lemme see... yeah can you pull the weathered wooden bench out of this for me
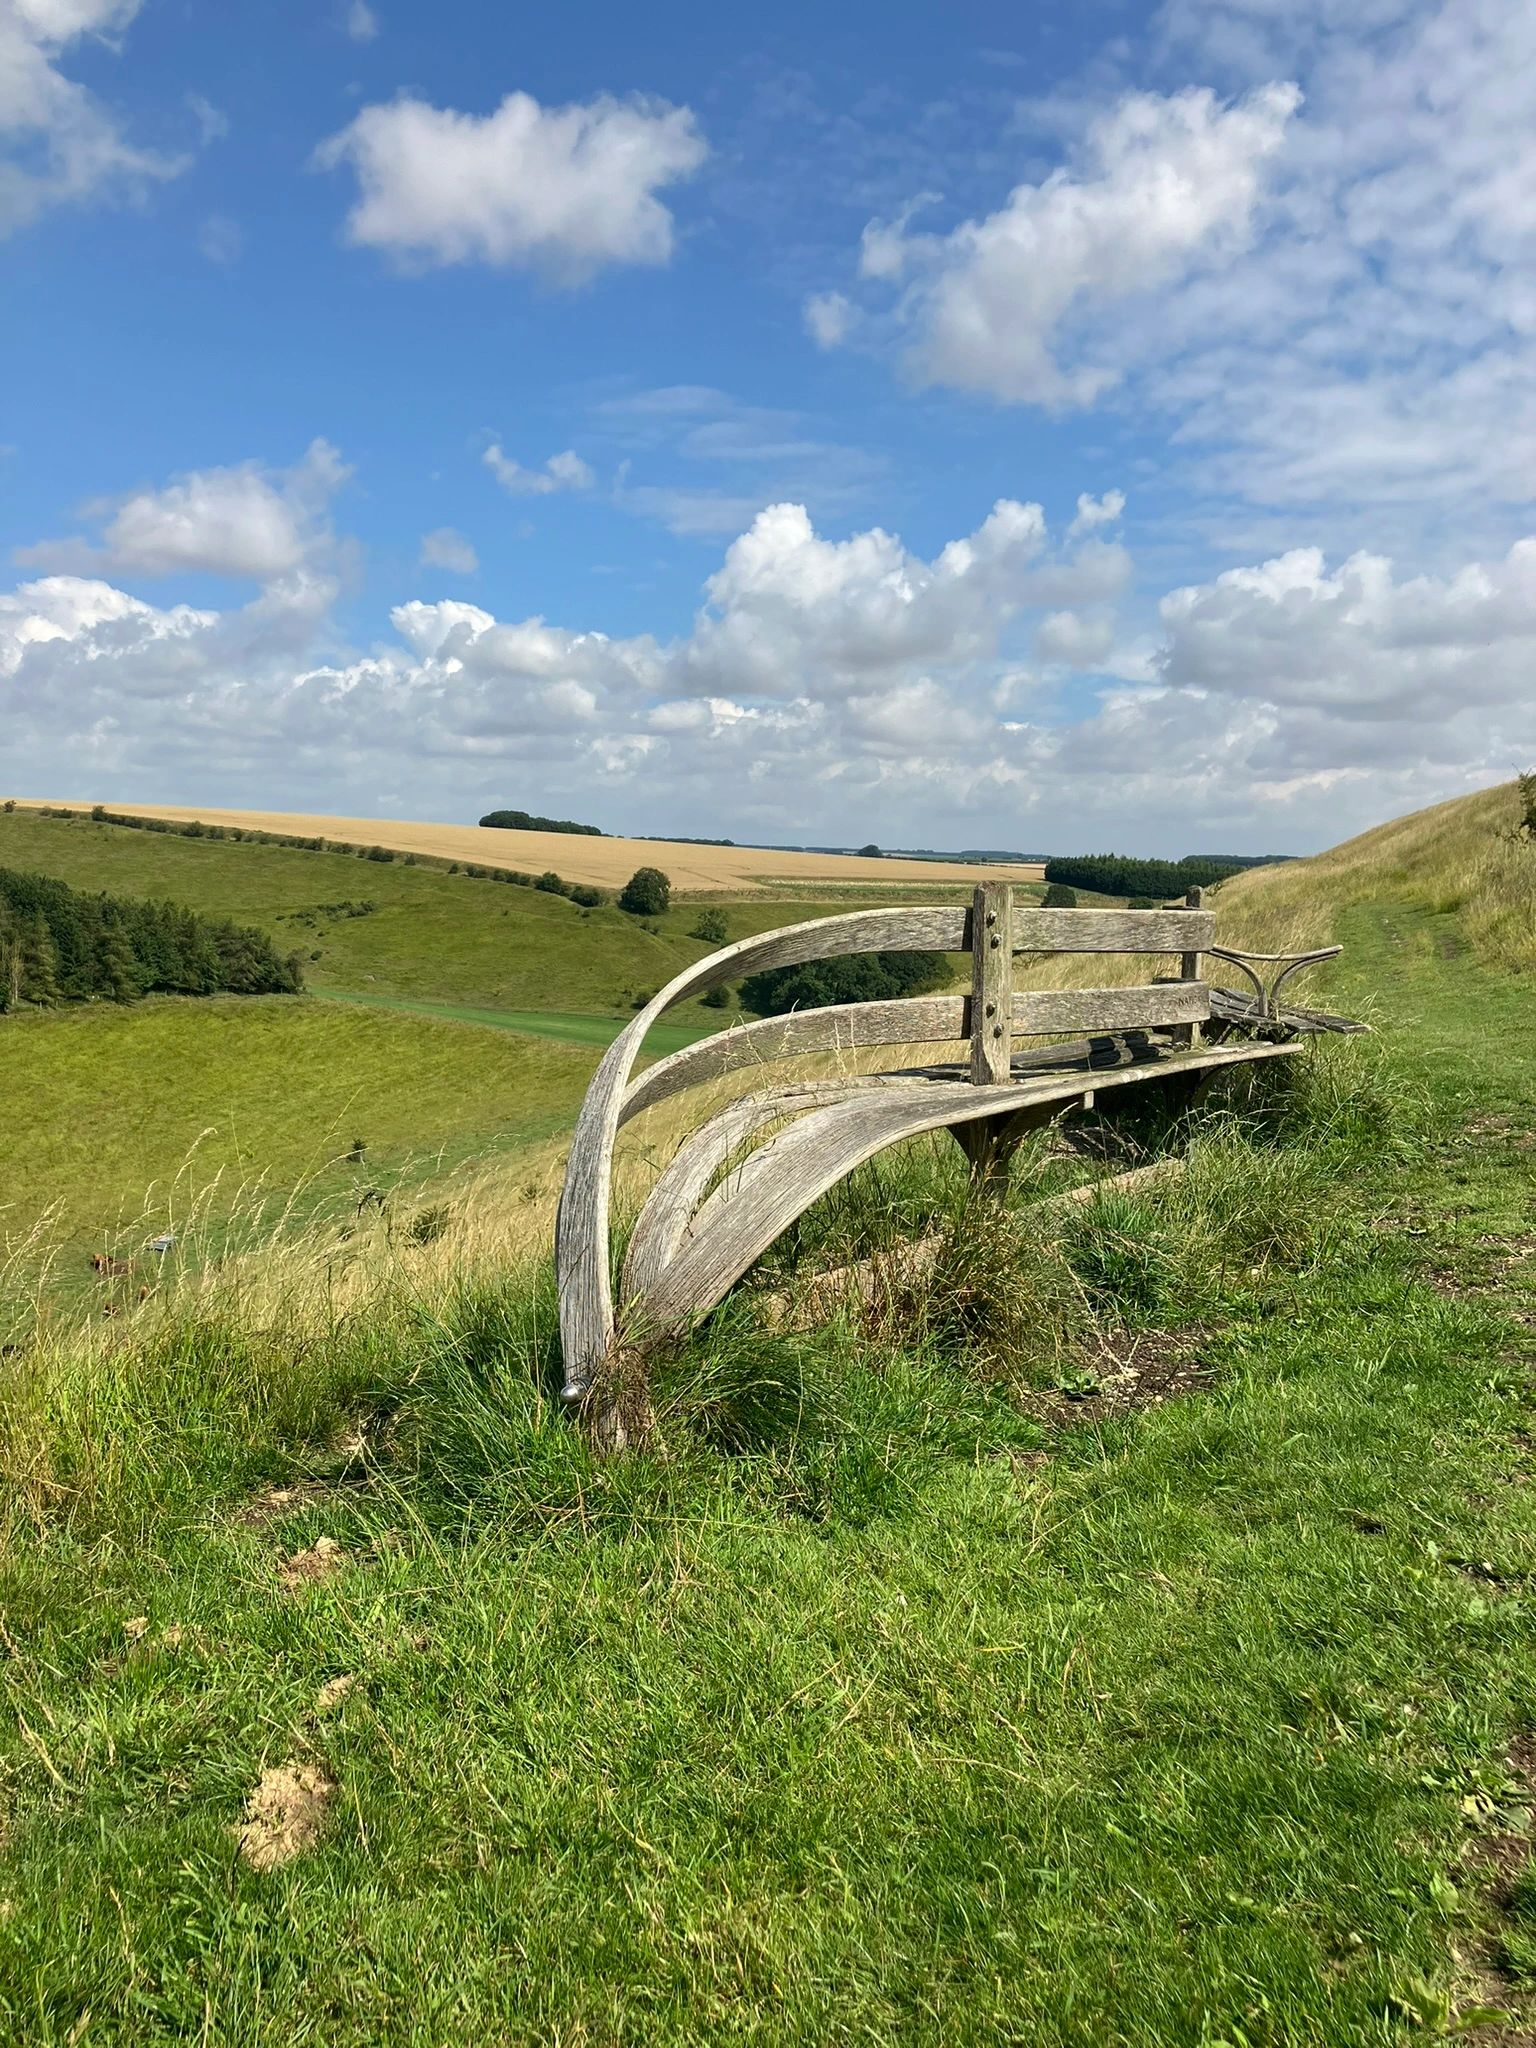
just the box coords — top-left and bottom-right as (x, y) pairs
(556, 884), (1360, 1445)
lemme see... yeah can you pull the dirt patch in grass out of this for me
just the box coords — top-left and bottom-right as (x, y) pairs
(237, 1478), (340, 1527)
(278, 1535), (348, 1591)
(1015, 1325), (1216, 1426)
(1455, 1737), (1536, 2042)
(236, 1762), (335, 1872)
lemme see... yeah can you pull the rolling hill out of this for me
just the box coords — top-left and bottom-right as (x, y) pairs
(14, 798), (1046, 894)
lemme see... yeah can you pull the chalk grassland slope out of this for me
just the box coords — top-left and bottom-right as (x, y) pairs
(19, 799), (1046, 894)
(0, 809), (1005, 1019)
(1214, 777), (1534, 970)
(2, 998), (595, 1251)
(1000, 778), (1532, 1017)
(0, 808), (1005, 1251)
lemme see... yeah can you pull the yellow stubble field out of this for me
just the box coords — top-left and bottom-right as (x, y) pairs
(25, 801), (1045, 895)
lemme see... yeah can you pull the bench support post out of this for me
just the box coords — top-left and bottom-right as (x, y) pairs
(970, 881), (1014, 1085)
(1180, 885), (1204, 1048)
(951, 881), (1016, 1188)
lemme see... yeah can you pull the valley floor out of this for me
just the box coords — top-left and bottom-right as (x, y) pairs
(2, 900), (1535, 2045)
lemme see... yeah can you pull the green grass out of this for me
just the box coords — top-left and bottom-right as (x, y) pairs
(0, 808), (964, 1248)
(0, 995), (595, 1250)
(3, 866), (1536, 2040)
(310, 985), (718, 1052)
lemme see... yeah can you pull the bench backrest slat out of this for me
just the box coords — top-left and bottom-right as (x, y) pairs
(619, 978), (1214, 1126)
(620, 994), (966, 1126)
(1010, 982), (1207, 1035)
(1010, 907), (1214, 953)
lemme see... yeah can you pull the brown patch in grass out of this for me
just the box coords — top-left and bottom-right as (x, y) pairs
(314, 1675), (356, 1712)
(236, 1762), (334, 1872)
(278, 1535), (347, 1591)
(1454, 1736), (1536, 2045)
(237, 1478), (337, 1528)
(1015, 1325), (1216, 1426)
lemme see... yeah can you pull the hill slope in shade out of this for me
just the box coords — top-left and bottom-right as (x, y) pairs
(17, 800), (1045, 893)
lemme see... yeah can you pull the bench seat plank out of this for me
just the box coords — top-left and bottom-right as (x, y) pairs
(628, 1039), (1300, 1345)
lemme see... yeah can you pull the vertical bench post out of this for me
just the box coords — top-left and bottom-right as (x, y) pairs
(970, 881), (1014, 1084)
(951, 882), (1018, 1187)
(1180, 884), (1203, 1047)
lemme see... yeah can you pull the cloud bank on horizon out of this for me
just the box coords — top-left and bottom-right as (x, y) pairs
(3, 0), (1533, 853)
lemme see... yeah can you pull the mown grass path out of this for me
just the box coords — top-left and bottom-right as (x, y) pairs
(3, 893), (1536, 2044)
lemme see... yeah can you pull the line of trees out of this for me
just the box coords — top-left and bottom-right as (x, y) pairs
(1042, 854), (1253, 897)
(739, 951), (948, 1018)
(479, 809), (603, 836)
(0, 867), (303, 1013)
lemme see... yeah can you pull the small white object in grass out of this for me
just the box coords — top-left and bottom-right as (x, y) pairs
(149, 1233), (176, 1253)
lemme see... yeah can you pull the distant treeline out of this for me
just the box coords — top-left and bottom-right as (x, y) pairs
(0, 866), (302, 1012)
(740, 951), (948, 1018)
(479, 809), (602, 836)
(1043, 853), (1286, 897)
(17, 806), (604, 906)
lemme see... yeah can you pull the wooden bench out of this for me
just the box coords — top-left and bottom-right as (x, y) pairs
(556, 884), (1360, 1446)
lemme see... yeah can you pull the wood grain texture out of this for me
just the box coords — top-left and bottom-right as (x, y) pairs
(1011, 908), (1214, 954)
(557, 904), (971, 1407)
(559, 893), (1287, 1420)
(620, 1077), (934, 1302)
(970, 882), (1014, 1085)
(631, 1040), (1302, 1341)
(1009, 983), (1209, 1036)
(618, 996), (966, 1126)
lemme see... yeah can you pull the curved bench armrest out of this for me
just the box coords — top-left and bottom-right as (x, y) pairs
(1204, 944), (1342, 1019)
(554, 904), (968, 1405)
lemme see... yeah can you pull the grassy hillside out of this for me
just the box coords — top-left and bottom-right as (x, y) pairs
(0, 807), (1011, 1255)
(1213, 777), (1534, 969)
(17, 797), (1046, 894)
(0, 996), (595, 1255)
(3, 790), (1536, 2041)
(0, 807), (1004, 1020)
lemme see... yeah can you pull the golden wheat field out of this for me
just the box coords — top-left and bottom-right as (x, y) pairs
(23, 800), (1045, 895)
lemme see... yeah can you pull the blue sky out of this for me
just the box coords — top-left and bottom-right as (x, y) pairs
(3, 0), (1533, 853)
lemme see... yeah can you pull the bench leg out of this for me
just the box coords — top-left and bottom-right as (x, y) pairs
(947, 1101), (1063, 1195)
(583, 1341), (659, 1455)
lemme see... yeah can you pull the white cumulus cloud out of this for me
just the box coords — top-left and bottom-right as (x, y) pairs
(315, 88), (707, 282)
(0, 0), (187, 234)
(484, 445), (595, 496)
(1068, 490), (1125, 536)
(803, 290), (855, 349)
(6, 480), (1529, 853)
(869, 83), (1299, 406)
(15, 441), (349, 582)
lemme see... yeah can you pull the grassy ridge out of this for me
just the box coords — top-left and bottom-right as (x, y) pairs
(0, 807), (1002, 1250)
(0, 806), (1004, 1018)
